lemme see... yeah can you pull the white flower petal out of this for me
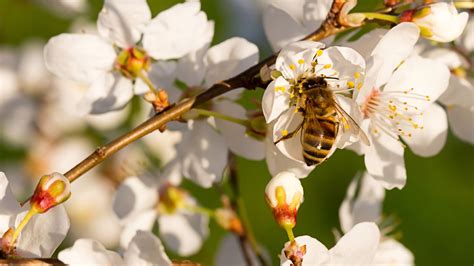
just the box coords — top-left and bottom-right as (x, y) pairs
(176, 45), (208, 87)
(78, 73), (134, 115)
(213, 100), (265, 160)
(273, 107), (305, 162)
(0, 68), (18, 105)
(302, 0), (332, 30)
(403, 103), (448, 157)
(58, 239), (123, 265)
(328, 222), (380, 265)
(276, 41), (325, 80)
(265, 131), (314, 178)
(0, 172), (21, 233)
(280, 235), (330, 266)
(373, 239), (414, 266)
(124, 230), (172, 266)
(447, 106), (474, 144)
(120, 209), (158, 249)
(177, 120), (229, 188)
(383, 56), (450, 114)
(262, 77), (291, 123)
(370, 23), (420, 87)
(339, 28), (388, 60)
(365, 133), (406, 190)
(263, 4), (307, 51)
(16, 205), (70, 258)
(44, 33), (115, 84)
(143, 1), (214, 60)
(113, 175), (158, 222)
(158, 211), (209, 256)
(339, 172), (385, 233)
(439, 76), (473, 109)
(204, 37), (259, 87)
(97, 0), (151, 47)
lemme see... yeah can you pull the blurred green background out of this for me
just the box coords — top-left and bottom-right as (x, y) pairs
(1, 0), (473, 265)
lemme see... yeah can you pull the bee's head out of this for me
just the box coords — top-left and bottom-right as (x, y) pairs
(302, 76), (327, 90)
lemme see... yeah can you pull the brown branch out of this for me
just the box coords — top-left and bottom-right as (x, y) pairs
(63, 0), (349, 183)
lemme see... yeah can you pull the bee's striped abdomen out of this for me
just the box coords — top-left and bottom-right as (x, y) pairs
(302, 116), (338, 166)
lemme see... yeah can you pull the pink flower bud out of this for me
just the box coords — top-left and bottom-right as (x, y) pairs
(265, 172), (304, 230)
(30, 173), (71, 213)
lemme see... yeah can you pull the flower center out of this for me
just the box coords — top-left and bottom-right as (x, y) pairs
(156, 185), (187, 215)
(362, 87), (429, 140)
(115, 47), (151, 79)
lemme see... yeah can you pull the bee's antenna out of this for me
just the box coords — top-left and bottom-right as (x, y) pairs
(324, 76), (339, 80)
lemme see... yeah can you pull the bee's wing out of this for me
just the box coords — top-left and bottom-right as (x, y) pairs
(332, 100), (370, 146)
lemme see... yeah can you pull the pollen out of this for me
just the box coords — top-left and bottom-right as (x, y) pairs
(347, 81), (355, 88)
(316, 49), (323, 57)
(275, 86), (286, 93)
(282, 130), (289, 136)
(298, 59), (305, 65)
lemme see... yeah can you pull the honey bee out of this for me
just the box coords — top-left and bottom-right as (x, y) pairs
(275, 76), (370, 166)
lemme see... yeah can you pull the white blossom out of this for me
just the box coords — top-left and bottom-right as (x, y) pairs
(163, 37), (263, 187)
(339, 172), (414, 265)
(113, 174), (209, 256)
(58, 231), (171, 266)
(44, 0), (213, 114)
(349, 23), (450, 189)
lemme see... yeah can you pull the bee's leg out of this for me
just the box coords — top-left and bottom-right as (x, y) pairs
(274, 123), (303, 145)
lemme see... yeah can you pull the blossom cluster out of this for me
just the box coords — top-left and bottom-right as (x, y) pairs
(0, 0), (472, 265)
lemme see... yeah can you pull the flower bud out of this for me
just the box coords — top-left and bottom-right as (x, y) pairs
(30, 172), (71, 213)
(115, 47), (151, 78)
(215, 208), (244, 236)
(400, 2), (468, 42)
(265, 172), (303, 230)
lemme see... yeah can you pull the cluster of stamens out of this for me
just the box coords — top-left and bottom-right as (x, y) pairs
(362, 87), (431, 142)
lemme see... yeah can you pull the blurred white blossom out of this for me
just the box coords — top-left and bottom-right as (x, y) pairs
(58, 231), (171, 266)
(339, 172), (414, 265)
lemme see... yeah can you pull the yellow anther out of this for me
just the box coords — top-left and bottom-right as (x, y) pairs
(275, 86), (286, 93)
(388, 104), (397, 112)
(323, 64), (332, 69)
(347, 81), (355, 88)
(316, 49), (323, 57)
(282, 130), (289, 136)
(354, 72), (361, 79)
(289, 93), (295, 98)
(357, 83), (363, 90)
(298, 59), (305, 65)
(408, 133), (412, 137)
(289, 64), (296, 71)
(413, 123), (419, 129)
(389, 115), (394, 119)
